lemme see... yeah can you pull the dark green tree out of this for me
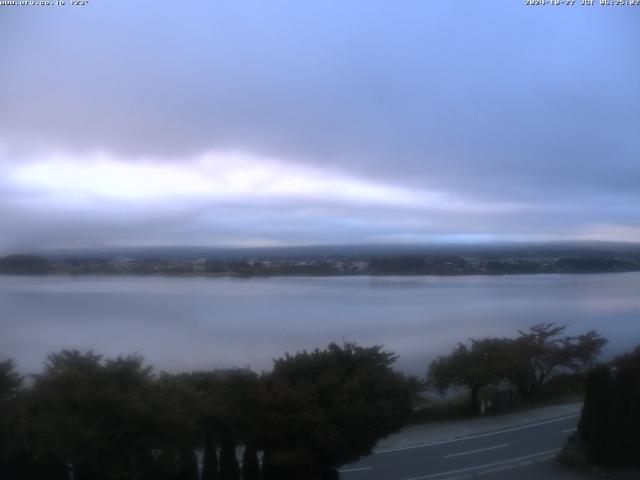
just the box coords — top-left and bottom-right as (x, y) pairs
(0, 360), (22, 403)
(608, 346), (640, 466)
(428, 338), (510, 413)
(578, 365), (613, 464)
(148, 373), (201, 453)
(187, 369), (261, 440)
(28, 350), (185, 480)
(187, 369), (262, 480)
(202, 432), (219, 480)
(0, 360), (24, 479)
(507, 323), (607, 397)
(219, 429), (241, 480)
(176, 447), (198, 480)
(241, 443), (260, 480)
(154, 450), (178, 480)
(576, 345), (640, 467)
(257, 342), (419, 478)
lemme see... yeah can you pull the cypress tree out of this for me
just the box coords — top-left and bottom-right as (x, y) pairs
(155, 450), (178, 480)
(578, 349), (640, 467)
(578, 367), (598, 444)
(260, 450), (275, 480)
(176, 447), (198, 480)
(580, 365), (613, 465)
(241, 443), (260, 480)
(202, 432), (219, 480)
(610, 348), (640, 466)
(219, 431), (240, 480)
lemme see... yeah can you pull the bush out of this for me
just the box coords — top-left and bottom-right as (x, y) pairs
(576, 346), (640, 467)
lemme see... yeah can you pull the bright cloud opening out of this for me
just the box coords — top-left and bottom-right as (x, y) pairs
(8, 150), (520, 215)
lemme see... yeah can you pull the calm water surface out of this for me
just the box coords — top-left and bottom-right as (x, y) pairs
(1, 273), (639, 375)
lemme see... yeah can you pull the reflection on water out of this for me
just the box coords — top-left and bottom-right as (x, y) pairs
(1, 273), (639, 375)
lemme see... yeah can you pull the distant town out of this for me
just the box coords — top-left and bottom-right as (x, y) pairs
(1, 243), (640, 276)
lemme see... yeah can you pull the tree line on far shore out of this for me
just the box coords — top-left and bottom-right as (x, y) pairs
(2, 253), (640, 277)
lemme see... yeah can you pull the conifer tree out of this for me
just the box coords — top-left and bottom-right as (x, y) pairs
(578, 365), (612, 464)
(577, 346), (640, 467)
(609, 347), (640, 466)
(219, 430), (241, 480)
(202, 432), (219, 480)
(155, 450), (178, 480)
(177, 447), (198, 480)
(260, 450), (276, 480)
(241, 443), (260, 480)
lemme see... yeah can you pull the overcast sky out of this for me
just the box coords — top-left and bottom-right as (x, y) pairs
(1, 1), (639, 253)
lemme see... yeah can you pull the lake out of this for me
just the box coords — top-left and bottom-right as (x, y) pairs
(1, 273), (639, 375)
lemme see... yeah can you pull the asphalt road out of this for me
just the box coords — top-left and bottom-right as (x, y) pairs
(339, 413), (580, 480)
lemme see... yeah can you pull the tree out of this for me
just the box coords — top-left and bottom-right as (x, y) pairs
(0, 360), (23, 477)
(154, 450), (179, 480)
(29, 350), (170, 480)
(201, 432), (219, 480)
(257, 343), (419, 478)
(176, 447), (198, 480)
(186, 369), (261, 480)
(428, 338), (510, 413)
(428, 324), (607, 411)
(608, 346), (640, 466)
(0, 360), (22, 403)
(219, 429), (241, 480)
(148, 373), (201, 453)
(241, 443), (260, 480)
(578, 365), (613, 464)
(507, 323), (607, 397)
(576, 345), (640, 467)
(190, 369), (262, 443)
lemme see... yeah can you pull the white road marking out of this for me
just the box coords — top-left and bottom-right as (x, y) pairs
(478, 464), (514, 475)
(338, 466), (372, 473)
(536, 454), (556, 462)
(375, 414), (579, 454)
(562, 427), (577, 434)
(443, 443), (508, 458)
(399, 448), (561, 480)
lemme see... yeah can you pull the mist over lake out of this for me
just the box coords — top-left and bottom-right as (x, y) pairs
(1, 273), (639, 376)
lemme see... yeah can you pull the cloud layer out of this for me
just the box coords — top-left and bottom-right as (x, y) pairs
(1, 1), (639, 251)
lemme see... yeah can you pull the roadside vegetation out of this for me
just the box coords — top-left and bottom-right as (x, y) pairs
(0, 323), (625, 479)
(0, 343), (419, 480)
(424, 323), (606, 417)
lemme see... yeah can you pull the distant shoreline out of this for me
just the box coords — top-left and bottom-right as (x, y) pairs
(2, 252), (639, 277)
(2, 269), (640, 279)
